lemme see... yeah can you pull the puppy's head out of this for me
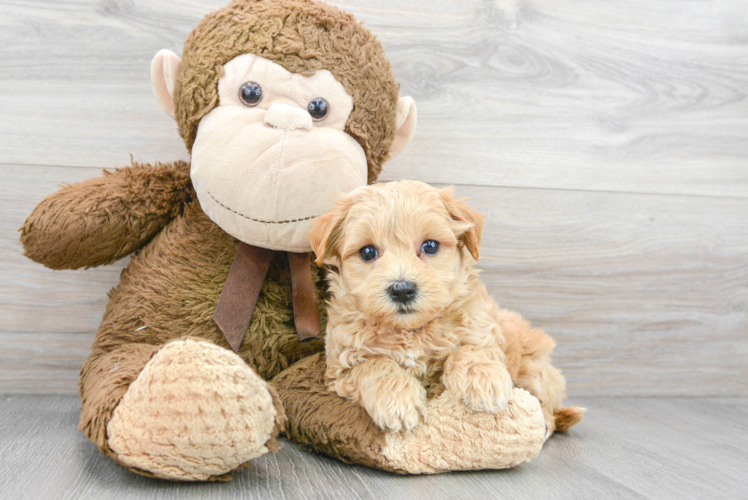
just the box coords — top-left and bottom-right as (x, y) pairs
(309, 180), (484, 329)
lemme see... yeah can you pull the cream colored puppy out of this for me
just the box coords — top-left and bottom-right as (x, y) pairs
(309, 181), (583, 434)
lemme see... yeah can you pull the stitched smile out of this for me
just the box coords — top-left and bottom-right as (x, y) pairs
(208, 191), (321, 225)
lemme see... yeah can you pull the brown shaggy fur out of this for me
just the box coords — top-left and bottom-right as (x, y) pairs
(20, 161), (192, 270)
(20, 0), (401, 477)
(22, 161), (324, 477)
(309, 181), (584, 435)
(175, 0), (400, 182)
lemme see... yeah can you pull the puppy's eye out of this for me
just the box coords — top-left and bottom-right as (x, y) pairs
(421, 240), (440, 255)
(359, 245), (379, 262)
(308, 98), (329, 121)
(239, 81), (263, 107)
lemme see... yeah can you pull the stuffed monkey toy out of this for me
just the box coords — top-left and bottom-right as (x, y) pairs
(20, 0), (549, 481)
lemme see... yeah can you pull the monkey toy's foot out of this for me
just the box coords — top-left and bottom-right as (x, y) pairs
(275, 353), (548, 474)
(107, 338), (281, 481)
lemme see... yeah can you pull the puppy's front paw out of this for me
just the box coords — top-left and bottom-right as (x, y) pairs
(360, 375), (427, 433)
(445, 360), (513, 413)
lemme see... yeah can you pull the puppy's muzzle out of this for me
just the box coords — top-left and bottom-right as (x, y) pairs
(388, 280), (418, 305)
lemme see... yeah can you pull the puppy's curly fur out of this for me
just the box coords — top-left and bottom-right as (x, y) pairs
(309, 181), (584, 434)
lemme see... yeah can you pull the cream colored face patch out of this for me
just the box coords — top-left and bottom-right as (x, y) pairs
(191, 53), (367, 252)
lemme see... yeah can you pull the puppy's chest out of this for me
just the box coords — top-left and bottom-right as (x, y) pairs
(375, 325), (461, 381)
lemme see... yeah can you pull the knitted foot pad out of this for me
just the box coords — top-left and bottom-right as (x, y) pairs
(381, 387), (547, 473)
(107, 338), (276, 480)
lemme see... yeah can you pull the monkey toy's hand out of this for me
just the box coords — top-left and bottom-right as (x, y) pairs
(21, 161), (191, 270)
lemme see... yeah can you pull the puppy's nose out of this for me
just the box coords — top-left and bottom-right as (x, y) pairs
(388, 280), (418, 304)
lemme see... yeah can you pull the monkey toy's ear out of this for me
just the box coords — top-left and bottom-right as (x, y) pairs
(388, 96), (417, 160)
(151, 49), (182, 120)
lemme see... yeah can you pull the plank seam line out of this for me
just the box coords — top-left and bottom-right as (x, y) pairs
(2, 162), (746, 201)
(378, 177), (748, 201)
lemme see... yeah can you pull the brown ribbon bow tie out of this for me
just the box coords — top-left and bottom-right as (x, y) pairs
(213, 242), (321, 352)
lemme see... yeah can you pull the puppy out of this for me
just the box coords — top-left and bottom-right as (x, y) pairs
(309, 180), (584, 434)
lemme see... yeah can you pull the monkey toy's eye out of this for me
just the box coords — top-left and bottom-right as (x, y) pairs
(239, 81), (263, 107)
(421, 240), (440, 255)
(308, 97), (329, 121)
(359, 245), (379, 262)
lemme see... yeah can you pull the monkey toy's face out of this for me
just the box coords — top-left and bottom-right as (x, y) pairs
(191, 54), (366, 252)
(152, 49), (416, 253)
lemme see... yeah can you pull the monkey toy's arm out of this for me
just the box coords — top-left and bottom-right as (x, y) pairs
(21, 160), (191, 270)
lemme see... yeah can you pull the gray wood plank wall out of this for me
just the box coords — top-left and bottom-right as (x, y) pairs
(1, 0), (746, 397)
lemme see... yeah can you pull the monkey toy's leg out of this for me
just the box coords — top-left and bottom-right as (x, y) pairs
(23, 161), (285, 479)
(273, 354), (549, 474)
(80, 337), (285, 481)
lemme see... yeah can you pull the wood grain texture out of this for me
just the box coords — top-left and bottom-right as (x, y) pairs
(2, 165), (746, 396)
(1, 395), (746, 499)
(0, 165), (128, 336)
(0, 0), (746, 197)
(0, 333), (93, 393)
(0, 0), (746, 397)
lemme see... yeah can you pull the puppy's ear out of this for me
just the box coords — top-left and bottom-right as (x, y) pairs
(309, 196), (353, 266)
(439, 187), (485, 261)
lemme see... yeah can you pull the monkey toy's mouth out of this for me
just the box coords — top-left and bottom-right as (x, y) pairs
(208, 191), (321, 225)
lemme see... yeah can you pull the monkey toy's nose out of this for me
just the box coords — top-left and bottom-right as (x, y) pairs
(264, 103), (313, 131)
(388, 280), (418, 304)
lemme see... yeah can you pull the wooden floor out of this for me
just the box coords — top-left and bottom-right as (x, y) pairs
(0, 395), (745, 500)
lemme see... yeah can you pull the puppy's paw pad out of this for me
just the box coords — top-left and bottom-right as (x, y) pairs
(456, 362), (513, 414)
(399, 395), (428, 432)
(372, 404), (423, 433)
(363, 376), (427, 433)
(463, 394), (509, 413)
